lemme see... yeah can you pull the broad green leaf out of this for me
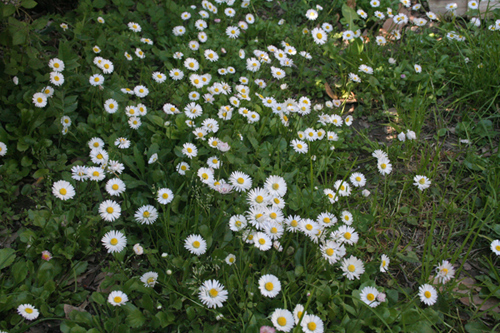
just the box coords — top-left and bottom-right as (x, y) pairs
(126, 309), (146, 328)
(0, 248), (16, 270)
(21, 0), (38, 8)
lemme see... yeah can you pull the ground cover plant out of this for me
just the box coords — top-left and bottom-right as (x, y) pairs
(1, 0), (500, 332)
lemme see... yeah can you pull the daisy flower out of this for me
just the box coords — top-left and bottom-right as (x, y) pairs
(360, 286), (380, 307)
(104, 99), (118, 114)
(225, 254), (236, 265)
(134, 205), (158, 225)
(271, 67), (286, 80)
(49, 58), (65, 72)
(377, 157), (392, 175)
(293, 304), (307, 325)
(108, 291), (128, 306)
(334, 180), (351, 196)
(226, 26), (240, 38)
(199, 280), (228, 308)
(340, 211), (353, 225)
(419, 284), (438, 306)
(182, 143), (198, 159)
(414, 175), (431, 191)
(259, 274), (281, 298)
(271, 308), (294, 332)
(135, 48), (145, 58)
(301, 314), (324, 333)
(128, 22), (141, 32)
(415, 64), (422, 73)
(101, 230), (127, 253)
(105, 178), (126, 196)
(71, 165), (88, 181)
(170, 69), (184, 80)
(177, 162), (190, 175)
(184, 58), (199, 71)
(492, 240), (500, 255)
(228, 214), (247, 232)
(341, 255), (365, 280)
(321, 240), (345, 264)
(140, 271), (158, 287)
(89, 74), (104, 86)
(17, 304), (39, 320)
(50, 72), (64, 86)
(265, 175), (287, 197)
(336, 225), (358, 245)
(349, 73), (361, 83)
(305, 9), (318, 20)
(184, 234), (207, 256)
(152, 72), (166, 83)
(436, 260), (455, 284)
(33, 92), (47, 108)
(350, 172), (366, 187)
(380, 254), (390, 272)
(291, 139), (308, 154)
(229, 171), (252, 192)
(133, 243), (143, 255)
(157, 188), (174, 204)
(311, 27), (327, 45)
(254, 232), (272, 251)
(99, 200), (121, 222)
(134, 85), (149, 98)
(52, 180), (75, 200)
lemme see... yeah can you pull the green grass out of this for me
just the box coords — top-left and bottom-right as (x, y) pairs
(0, 0), (500, 332)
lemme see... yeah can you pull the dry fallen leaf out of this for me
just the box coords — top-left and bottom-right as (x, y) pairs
(64, 304), (88, 320)
(325, 81), (336, 99)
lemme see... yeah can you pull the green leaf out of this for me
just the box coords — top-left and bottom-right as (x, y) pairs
(3, 4), (16, 17)
(0, 248), (16, 270)
(33, 168), (49, 178)
(12, 259), (28, 283)
(91, 292), (105, 305)
(155, 311), (172, 328)
(93, 0), (107, 8)
(21, 0), (38, 9)
(396, 251), (420, 264)
(126, 309), (146, 328)
(465, 321), (491, 333)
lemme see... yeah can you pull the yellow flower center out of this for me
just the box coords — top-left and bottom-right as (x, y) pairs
(344, 216), (349, 221)
(97, 154), (103, 160)
(139, 89), (144, 93)
(147, 277), (155, 284)
(94, 77), (99, 82)
(291, 220), (298, 227)
(181, 165), (187, 171)
(187, 148), (193, 153)
(348, 264), (356, 272)
(106, 207), (114, 214)
(277, 317), (287, 326)
(298, 311), (303, 318)
(114, 296), (122, 303)
(259, 238), (266, 245)
(193, 241), (200, 248)
(326, 248), (334, 256)
(202, 173), (208, 179)
(189, 63), (194, 68)
(367, 293), (375, 301)
(340, 185), (345, 191)
(344, 232), (352, 240)
(37, 97), (43, 103)
(297, 144), (302, 149)
(235, 220), (241, 227)
(317, 33), (323, 39)
(25, 308), (33, 314)
(112, 184), (119, 190)
(92, 171), (99, 177)
(265, 282), (273, 291)
(306, 224), (313, 231)
(381, 163), (387, 169)
(162, 193), (169, 199)
(237, 177), (244, 184)
(64, 119), (69, 123)
(419, 178), (426, 184)
(328, 193), (333, 198)
(270, 212), (277, 219)
(424, 291), (432, 298)
(496, 245), (500, 251)
(441, 268), (448, 275)
(323, 217), (331, 224)
(55, 76), (60, 81)
(271, 227), (278, 234)
(308, 322), (317, 331)
(356, 177), (361, 182)
(110, 238), (118, 245)
(209, 288), (218, 297)
(229, 257), (235, 263)
(104, 64), (109, 69)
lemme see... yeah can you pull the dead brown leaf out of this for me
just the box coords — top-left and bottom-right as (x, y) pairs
(325, 82), (336, 99)
(64, 304), (88, 320)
